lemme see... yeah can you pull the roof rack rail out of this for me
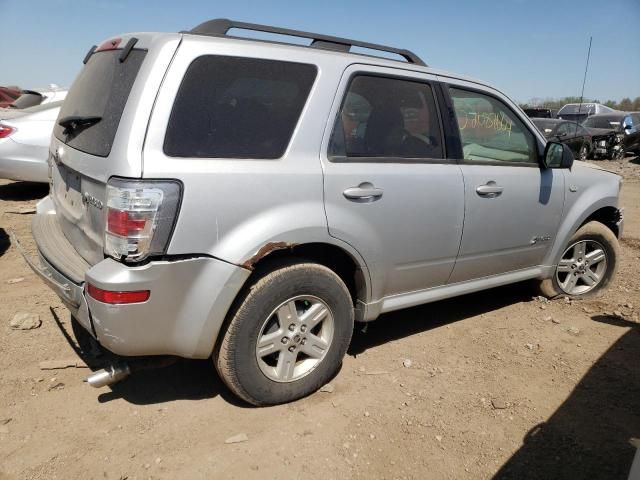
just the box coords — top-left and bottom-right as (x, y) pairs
(187, 18), (427, 66)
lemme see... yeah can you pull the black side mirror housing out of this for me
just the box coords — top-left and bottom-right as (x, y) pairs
(543, 141), (574, 169)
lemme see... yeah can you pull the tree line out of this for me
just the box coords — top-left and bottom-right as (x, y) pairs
(520, 96), (640, 111)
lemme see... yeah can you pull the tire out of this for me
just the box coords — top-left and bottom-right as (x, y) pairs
(578, 144), (588, 161)
(215, 262), (354, 406)
(610, 147), (625, 161)
(537, 221), (619, 299)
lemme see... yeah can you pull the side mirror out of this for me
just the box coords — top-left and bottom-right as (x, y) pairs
(543, 141), (574, 169)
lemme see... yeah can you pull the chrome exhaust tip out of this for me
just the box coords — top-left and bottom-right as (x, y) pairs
(86, 364), (131, 388)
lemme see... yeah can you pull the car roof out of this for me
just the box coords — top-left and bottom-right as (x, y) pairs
(177, 18), (496, 91)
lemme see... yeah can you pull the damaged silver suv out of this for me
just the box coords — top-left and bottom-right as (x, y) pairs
(21, 19), (624, 405)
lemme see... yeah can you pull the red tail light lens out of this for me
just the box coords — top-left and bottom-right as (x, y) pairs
(87, 284), (150, 304)
(0, 124), (16, 139)
(107, 209), (147, 237)
(104, 178), (182, 262)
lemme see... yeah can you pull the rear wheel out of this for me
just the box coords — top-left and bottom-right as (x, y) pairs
(215, 262), (354, 406)
(537, 221), (619, 298)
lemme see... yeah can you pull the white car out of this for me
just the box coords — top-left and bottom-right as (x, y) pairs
(0, 101), (61, 183)
(0, 85), (67, 121)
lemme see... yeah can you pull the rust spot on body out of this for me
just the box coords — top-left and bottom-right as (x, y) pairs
(241, 242), (296, 270)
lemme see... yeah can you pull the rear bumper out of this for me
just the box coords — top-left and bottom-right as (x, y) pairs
(23, 211), (250, 359)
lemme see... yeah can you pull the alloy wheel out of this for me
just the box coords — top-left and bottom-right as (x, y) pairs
(255, 295), (334, 382)
(556, 240), (607, 295)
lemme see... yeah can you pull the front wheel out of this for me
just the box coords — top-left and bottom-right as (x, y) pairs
(215, 262), (354, 406)
(578, 144), (588, 161)
(537, 221), (619, 298)
(610, 146), (625, 160)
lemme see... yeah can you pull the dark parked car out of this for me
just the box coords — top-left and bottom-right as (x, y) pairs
(583, 112), (640, 159)
(532, 118), (592, 160)
(0, 87), (21, 108)
(524, 107), (557, 119)
(556, 103), (616, 124)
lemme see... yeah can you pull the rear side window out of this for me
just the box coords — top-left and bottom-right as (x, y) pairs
(329, 75), (444, 160)
(164, 56), (317, 159)
(54, 49), (146, 157)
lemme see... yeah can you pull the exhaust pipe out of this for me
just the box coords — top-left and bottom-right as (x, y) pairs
(86, 364), (131, 388)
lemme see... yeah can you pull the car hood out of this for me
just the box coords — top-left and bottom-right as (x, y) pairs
(584, 127), (617, 137)
(573, 160), (620, 176)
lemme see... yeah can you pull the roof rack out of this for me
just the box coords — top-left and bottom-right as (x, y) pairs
(187, 18), (427, 66)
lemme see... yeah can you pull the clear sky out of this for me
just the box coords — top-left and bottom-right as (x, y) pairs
(1, 0), (639, 104)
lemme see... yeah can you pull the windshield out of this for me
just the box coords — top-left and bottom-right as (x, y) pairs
(53, 48), (146, 157)
(10, 92), (44, 109)
(583, 117), (622, 130)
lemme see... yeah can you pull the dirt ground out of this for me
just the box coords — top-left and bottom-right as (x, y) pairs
(1, 158), (639, 480)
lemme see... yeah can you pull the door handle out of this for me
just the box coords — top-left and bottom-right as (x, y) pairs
(476, 182), (503, 197)
(343, 182), (383, 201)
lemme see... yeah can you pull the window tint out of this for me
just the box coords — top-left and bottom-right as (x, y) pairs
(329, 75), (443, 160)
(164, 56), (316, 159)
(450, 88), (537, 164)
(54, 49), (146, 157)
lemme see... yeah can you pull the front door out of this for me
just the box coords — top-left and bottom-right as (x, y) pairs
(445, 85), (565, 283)
(322, 66), (465, 300)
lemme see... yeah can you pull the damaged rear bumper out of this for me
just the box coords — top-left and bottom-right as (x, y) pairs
(19, 212), (250, 359)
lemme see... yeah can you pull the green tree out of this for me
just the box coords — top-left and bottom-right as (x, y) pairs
(632, 97), (640, 111)
(618, 97), (633, 111)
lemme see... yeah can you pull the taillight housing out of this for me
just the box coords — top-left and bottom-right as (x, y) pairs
(105, 177), (182, 262)
(0, 123), (16, 139)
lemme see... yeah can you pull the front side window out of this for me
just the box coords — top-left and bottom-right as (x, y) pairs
(450, 87), (537, 164)
(329, 75), (443, 160)
(164, 56), (317, 159)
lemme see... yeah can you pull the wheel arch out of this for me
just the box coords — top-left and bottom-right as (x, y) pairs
(545, 197), (621, 267)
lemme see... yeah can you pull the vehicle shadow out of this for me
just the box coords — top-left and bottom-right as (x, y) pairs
(58, 282), (538, 408)
(0, 228), (9, 257)
(494, 314), (640, 480)
(0, 181), (48, 201)
(49, 308), (245, 407)
(349, 282), (533, 356)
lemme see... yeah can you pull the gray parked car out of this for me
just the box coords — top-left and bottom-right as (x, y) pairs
(19, 19), (623, 406)
(0, 101), (62, 183)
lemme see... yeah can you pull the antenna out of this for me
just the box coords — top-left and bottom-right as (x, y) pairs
(574, 37), (592, 139)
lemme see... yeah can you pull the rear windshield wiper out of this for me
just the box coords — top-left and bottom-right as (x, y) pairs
(58, 115), (102, 135)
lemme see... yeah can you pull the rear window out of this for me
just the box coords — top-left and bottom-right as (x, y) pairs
(11, 92), (43, 109)
(53, 49), (146, 157)
(163, 56), (317, 159)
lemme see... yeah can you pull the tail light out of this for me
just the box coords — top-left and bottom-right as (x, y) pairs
(0, 124), (16, 138)
(105, 177), (182, 262)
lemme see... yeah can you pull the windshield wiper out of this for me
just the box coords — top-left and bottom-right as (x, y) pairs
(58, 115), (102, 135)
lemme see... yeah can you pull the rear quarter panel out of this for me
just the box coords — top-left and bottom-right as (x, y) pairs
(142, 36), (371, 287)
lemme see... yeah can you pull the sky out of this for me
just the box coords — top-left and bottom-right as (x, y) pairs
(1, 0), (639, 104)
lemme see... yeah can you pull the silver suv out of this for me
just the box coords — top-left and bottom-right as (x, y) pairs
(22, 19), (624, 405)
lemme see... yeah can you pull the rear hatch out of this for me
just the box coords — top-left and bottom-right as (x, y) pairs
(49, 33), (181, 265)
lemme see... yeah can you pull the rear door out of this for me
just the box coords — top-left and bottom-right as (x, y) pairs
(49, 34), (180, 265)
(322, 65), (464, 299)
(443, 83), (565, 282)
